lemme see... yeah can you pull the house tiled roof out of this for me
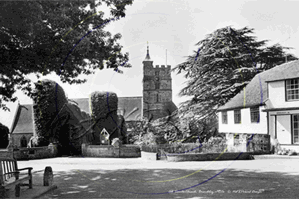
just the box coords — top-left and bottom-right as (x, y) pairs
(217, 60), (299, 111)
(265, 60), (299, 82)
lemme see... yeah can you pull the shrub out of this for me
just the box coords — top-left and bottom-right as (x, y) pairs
(89, 91), (120, 144)
(32, 79), (67, 145)
(89, 91), (118, 120)
(0, 122), (9, 148)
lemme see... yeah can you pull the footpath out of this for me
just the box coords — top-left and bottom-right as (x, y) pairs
(5, 168), (57, 199)
(5, 154), (299, 198)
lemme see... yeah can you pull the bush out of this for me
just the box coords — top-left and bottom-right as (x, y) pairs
(89, 91), (118, 120)
(32, 79), (67, 145)
(89, 91), (123, 145)
(0, 123), (9, 148)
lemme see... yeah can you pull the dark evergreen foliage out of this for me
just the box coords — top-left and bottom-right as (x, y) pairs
(32, 79), (68, 145)
(0, 0), (133, 111)
(173, 26), (298, 134)
(0, 122), (9, 148)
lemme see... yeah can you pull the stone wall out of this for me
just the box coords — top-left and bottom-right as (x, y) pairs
(81, 144), (140, 158)
(143, 61), (174, 121)
(166, 152), (254, 162)
(223, 133), (270, 154)
(12, 144), (58, 160)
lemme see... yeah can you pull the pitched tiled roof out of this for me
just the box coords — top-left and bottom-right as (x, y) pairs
(11, 96), (143, 134)
(10, 104), (34, 134)
(118, 97), (143, 121)
(217, 60), (299, 111)
(70, 97), (143, 121)
(265, 60), (299, 82)
(162, 101), (178, 115)
(69, 98), (91, 114)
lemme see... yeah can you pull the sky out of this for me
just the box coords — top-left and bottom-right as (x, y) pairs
(0, 0), (299, 129)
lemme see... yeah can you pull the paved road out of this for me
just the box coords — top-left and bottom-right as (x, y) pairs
(17, 157), (299, 199)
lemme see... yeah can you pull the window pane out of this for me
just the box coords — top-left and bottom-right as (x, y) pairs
(286, 79), (299, 101)
(250, 107), (260, 123)
(234, 110), (241, 124)
(222, 112), (227, 124)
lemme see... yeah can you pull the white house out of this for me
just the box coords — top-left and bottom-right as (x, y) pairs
(217, 60), (299, 152)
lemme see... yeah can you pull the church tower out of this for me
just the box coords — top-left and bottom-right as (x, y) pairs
(142, 43), (176, 121)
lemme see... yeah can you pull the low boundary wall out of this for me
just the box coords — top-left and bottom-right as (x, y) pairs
(166, 152), (254, 162)
(82, 144), (141, 158)
(11, 144), (58, 160)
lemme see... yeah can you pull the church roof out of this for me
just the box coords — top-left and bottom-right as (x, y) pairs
(10, 104), (34, 134)
(10, 96), (143, 134)
(217, 60), (299, 111)
(69, 98), (90, 114)
(118, 97), (143, 121)
(163, 101), (178, 115)
(69, 97), (143, 121)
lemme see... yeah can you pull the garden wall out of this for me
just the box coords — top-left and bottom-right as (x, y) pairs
(166, 152), (254, 162)
(223, 133), (270, 154)
(0, 150), (13, 158)
(12, 144), (58, 160)
(81, 144), (141, 158)
(141, 133), (270, 161)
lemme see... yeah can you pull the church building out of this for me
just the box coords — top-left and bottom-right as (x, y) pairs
(142, 45), (177, 121)
(9, 45), (178, 148)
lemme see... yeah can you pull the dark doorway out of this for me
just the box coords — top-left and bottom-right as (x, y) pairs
(20, 136), (27, 148)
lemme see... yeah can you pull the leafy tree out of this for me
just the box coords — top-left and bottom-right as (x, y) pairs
(0, 122), (9, 148)
(173, 26), (298, 133)
(0, 0), (133, 111)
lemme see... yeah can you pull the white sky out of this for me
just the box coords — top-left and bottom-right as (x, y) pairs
(0, 0), (299, 129)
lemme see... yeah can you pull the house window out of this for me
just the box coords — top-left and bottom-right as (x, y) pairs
(155, 71), (159, 76)
(286, 78), (299, 101)
(222, 111), (227, 124)
(250, 107), (260, 123)
(234, 110), (241, 124)
(292, 114), (299, 144)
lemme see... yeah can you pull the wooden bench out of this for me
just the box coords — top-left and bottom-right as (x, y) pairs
(0, 156), (33, 197)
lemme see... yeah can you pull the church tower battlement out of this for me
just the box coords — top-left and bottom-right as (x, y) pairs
(142, 43), (176, 120)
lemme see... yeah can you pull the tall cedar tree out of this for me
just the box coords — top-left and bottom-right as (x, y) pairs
(0, 0), (133, 111)
(173, 26), (297, 132)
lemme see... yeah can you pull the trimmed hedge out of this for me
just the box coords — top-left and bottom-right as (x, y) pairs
(32, 79), (67, 145)
(89, 91), (121, 144)
(90, 91), (118, 120)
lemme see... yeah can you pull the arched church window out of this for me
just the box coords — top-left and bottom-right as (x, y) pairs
(20, 136), (27, 148)
(155, 82), (160, 89)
